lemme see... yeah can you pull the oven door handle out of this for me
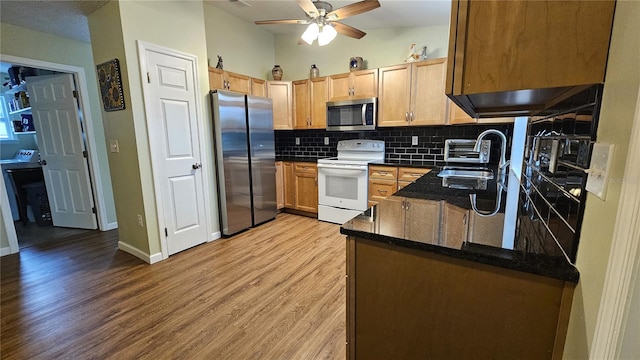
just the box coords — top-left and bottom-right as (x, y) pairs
(317, 163), (368, 171)
(317, 165), (368, 175)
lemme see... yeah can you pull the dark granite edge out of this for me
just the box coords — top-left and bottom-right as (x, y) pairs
(340, 226), (580, 283)
(371, 161), (435, 168)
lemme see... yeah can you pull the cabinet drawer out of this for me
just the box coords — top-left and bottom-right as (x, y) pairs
(398, 167), (430, 182)
(294, 162), (317, 174)
(369, 179), (397, 201)
(369, 165), (398, 180)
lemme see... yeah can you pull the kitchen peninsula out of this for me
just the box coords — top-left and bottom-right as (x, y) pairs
(341, 169), (578, 360)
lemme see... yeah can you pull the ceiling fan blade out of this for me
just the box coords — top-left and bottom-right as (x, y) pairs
(254, 19), (310, 25)
(326, 0), (380, 21)
(296, 0), (319, 17)
(297, 38), (311, 46)
(332, 22), (366, 39)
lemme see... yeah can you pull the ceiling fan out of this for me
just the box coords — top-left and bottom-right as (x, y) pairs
(254, 0), (381, 46)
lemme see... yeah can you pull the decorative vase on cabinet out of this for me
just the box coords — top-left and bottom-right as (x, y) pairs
(272, 65), (283, 81)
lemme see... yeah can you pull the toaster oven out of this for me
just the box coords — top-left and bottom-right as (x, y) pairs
(444, 139), (491, 164)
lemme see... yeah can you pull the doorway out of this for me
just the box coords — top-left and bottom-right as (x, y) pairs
(0, 55), (113, 252)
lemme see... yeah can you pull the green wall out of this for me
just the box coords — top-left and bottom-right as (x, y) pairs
(89, 0), (213, 257)
(203, 2), (276, 79)
(0, 22), (117, 227)
(274, 25), (450, 80)
(563, 0), (640, 358)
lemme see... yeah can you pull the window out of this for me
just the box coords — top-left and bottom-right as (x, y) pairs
(0, 99), (16, 141)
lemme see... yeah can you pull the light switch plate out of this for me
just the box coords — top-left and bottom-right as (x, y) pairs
(324, 137), (329, 145)
(109, 140), (120, 153)
(411, 136), (418, 146)
(295, 137), (300, 145)
(585, 143), (614, 200)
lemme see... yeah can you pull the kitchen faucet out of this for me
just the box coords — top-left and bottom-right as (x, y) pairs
(473, 129), (509, 171)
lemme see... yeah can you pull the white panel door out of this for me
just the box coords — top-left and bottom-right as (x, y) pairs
(145, 49), (207, 255)
(27, 74), (97, 229)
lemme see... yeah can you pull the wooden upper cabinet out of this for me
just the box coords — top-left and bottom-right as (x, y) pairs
(293, 77), (329, 129)
(377, 64), (412, 127)
(309, 77), (328, 129)
(267, 81), (293, 130)
(410, 58), (448, 126)
(293, 80), (310, 129)
(251, 78), (267, 97)
(328, 69), (378, 101)
(446, 0), (615, 117)
(448, 100), (476, 125)
(208, 68), (251, 94)
(378, 59), (448, 127)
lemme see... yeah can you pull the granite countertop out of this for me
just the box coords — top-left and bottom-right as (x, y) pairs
(275, 156), (319, 163)
(340, 167), (580, 283)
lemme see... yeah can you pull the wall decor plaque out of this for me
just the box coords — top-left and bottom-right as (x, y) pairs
(96, 58), (125, 112)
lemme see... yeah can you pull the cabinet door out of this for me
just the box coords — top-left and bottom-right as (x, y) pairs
(276, 161), (284, 209)
(378, 64), (412, 127)
(405, 199), (440, 244)
(283, 161), (295, 208)
(441, 203), (469, 249)
(251, 78), (267, 97)
(352, 69), (378, 99)
(226, 71), (251, 94)
(448, 100), (476, 124)
(369, 179), (397, 203)
(398, 167), (430, 184)
(309, 77), (328, 129)
(468, 212), (504, 247)
(410, 58), (447, 126)
(294, 171), (318, 213)
(208, 67), (225, 91)
(375, 196), (406, 239)
(293, 79), (310, 129)
(328, 73), (352, 101)
(267, 81), (293, 130)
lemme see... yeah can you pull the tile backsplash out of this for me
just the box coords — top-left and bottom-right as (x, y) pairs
(275, 124), (513, 167)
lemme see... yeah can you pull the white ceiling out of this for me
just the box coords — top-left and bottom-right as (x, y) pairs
(205, 0), (452, 34)
(0, 0), (451, 46)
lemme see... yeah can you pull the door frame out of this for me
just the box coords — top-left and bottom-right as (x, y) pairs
(137, 41), (212, 260)
(0, 54), (115, 254)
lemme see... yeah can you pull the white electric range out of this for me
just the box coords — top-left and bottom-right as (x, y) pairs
(317, 139), (385, 224)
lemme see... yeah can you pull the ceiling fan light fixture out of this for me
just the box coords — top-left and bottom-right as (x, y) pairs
(318, 24), (337, 46)
(301, 22), (320, 45)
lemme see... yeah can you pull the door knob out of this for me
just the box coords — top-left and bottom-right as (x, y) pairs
(39, 159), (47, 165)
(192, 163), (202, 169)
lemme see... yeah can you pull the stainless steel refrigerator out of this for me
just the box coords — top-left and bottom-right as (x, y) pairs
(210, 90), (277, 236)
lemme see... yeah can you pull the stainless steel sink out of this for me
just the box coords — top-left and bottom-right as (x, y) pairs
(437, 167), (494, 180)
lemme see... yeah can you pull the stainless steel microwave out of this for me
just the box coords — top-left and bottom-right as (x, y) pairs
(326, 98), (377, 131)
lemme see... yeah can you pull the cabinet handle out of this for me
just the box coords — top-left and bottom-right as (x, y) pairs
(378, 171), (388, 175)
(411, 112), (415, 121)
(405, 112), (409, 122)
(463, 213), (468, 226)
(378, 189), (388, 194)
(405, 201), (410, 210)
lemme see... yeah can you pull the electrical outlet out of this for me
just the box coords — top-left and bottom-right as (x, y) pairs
(137, 214), (144, 227)
(324, 137), (329, 145)
(411, 136), (419, 146)
(585, 143), (614, 200)
(109, 140), (120, 153)
(295, 137), (300, 145)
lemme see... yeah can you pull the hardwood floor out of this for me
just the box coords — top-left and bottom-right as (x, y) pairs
(1, 213), (346, 360)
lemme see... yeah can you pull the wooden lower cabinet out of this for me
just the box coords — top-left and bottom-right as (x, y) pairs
(294, 165), (318, 213)
(282, 161), (318, 215)
(441, 203), (469, 249)
(368, 165), (430, 206)
(346, 236), (575, 360)
(275, 161), (284, 209)
(283, 162), (295, 208)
